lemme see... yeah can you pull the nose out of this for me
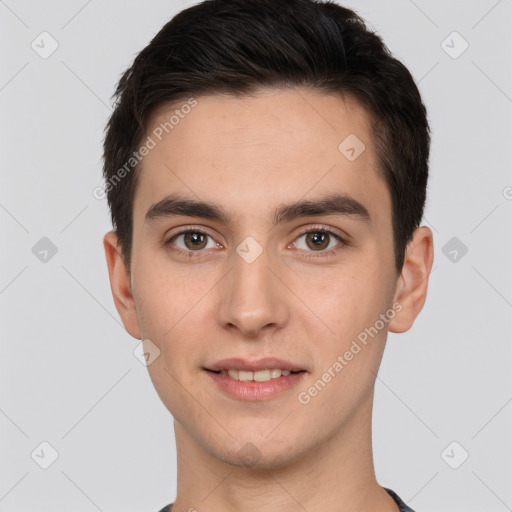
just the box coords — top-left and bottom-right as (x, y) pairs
(215, 242), (289, 338)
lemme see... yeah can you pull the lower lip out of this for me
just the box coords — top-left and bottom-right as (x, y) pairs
(205, 370), (306, 401)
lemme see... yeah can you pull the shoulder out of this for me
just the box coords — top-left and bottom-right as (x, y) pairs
(157, 493), (417, 512)
(385, 488), (417, 512)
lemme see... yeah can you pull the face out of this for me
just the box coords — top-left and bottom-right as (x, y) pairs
(106, 88), (421, 469)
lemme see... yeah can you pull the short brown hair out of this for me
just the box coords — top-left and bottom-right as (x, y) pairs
(102, 0), (430, 272)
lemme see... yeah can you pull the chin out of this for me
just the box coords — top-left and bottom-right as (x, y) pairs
(207, 432), (308, 471)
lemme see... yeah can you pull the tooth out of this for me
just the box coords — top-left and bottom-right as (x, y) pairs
(254, 370), (271, 382)
(222, 368), (296, 381)
(238, 370), (253, 381)
(228, 369), (239, 380)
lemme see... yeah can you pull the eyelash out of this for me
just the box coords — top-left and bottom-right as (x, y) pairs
(163, 224), (348, 260)
(294, 226), (348, 260)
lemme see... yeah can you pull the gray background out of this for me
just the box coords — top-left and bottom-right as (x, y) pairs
(1, 0), (511, 511)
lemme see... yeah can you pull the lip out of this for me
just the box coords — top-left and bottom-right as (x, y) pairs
(205, 369), (306, 401)
(205, 357), (305, 373)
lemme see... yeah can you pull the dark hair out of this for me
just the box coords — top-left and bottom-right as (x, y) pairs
(102, 0), (430, 273)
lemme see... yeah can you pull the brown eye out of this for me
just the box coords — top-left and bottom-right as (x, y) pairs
(183, 231), (208, 250)
(305, 231), (330, 251)
(166, 230), (218, 253)
(292, 227), (347, 259)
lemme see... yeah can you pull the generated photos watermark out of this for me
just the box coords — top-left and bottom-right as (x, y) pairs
(297, 301), (403, 405)
(93, 98), (198, 200)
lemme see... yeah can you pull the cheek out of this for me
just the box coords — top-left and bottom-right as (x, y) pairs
(133, 261), (211, 369)
(306, 262), (391, 342)
(133, 252), (195, 336)
(297, 271), (392, 419)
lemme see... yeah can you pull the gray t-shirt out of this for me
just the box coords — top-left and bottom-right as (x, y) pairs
(157, 487), (416, 511)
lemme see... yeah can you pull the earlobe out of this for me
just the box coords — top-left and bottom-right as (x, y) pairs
(388, 226), (434, 333)
(103, 231), (142, 339)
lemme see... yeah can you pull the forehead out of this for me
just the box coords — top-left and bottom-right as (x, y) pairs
(133, 87), (390, 228)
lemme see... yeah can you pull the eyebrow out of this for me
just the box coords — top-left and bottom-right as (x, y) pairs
(145, 192), (371, 226)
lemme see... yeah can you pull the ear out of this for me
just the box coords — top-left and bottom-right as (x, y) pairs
(103, 231), (141, 339)
(388, 226), (434, 333)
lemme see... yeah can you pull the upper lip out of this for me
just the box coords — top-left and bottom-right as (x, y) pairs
(206, 357), (306, 372)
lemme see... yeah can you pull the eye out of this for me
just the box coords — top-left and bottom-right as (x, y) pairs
(164, 229), (221, 257)
(291, 226), (347, 258)
(163, 225), (348, 260)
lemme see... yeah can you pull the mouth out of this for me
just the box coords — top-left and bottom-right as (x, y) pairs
(203, 358), (308, 400)
(206, 368), (306, 382)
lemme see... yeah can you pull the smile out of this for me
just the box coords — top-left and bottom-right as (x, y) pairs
(205, 368), (307, 401)
(216, 368), (299, 381)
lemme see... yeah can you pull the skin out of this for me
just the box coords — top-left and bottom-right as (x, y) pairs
(104, 87), (434, 512)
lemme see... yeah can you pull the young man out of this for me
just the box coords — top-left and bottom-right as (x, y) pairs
(102, 1), (433, 510)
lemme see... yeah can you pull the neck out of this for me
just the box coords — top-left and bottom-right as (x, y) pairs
(170, 391), (398, 512)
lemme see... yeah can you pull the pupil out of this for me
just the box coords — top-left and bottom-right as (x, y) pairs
(312, 233), (324, 245)
(308, 231), (328, 250)
(186, 232), (206, 249)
